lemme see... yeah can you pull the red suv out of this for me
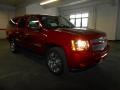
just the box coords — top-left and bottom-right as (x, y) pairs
(7, 15), (109, 75)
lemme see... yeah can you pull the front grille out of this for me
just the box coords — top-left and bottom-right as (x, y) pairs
(91, 37), (107, 51)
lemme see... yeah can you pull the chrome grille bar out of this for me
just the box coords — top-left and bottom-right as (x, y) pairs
(91, 37), (107, 51)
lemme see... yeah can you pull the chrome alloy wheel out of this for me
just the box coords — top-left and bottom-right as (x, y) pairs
(47, 52), (63, 74)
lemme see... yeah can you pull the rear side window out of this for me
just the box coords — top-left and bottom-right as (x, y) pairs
(18, 18), (26, 28)
(28, 17), (40, 30)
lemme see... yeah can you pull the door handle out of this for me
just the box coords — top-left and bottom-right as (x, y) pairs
(25, 33), (31, 36)
(16, 32), (19, 34)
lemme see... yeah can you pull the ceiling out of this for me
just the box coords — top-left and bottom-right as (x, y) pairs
(0, 0), (109, 6)
(0, 0), (44, 6)
(0, 0), (90, 7)
(0, 0), (27, 6)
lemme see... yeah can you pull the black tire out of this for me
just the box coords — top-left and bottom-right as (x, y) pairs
(9, 39), (18, 53)
(46, 47), (68, 75)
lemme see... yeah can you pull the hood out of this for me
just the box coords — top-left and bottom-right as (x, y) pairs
(54, 28), (106, 40)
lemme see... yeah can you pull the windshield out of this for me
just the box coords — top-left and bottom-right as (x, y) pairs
(41, 16), (75, 28)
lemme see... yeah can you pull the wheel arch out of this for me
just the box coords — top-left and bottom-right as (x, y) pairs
(45, 43), (66, 54)
(45, 43), (69, 75)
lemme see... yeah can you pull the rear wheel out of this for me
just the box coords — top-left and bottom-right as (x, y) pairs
(9, 39), (18, 53)
(46, 47), (68, 75)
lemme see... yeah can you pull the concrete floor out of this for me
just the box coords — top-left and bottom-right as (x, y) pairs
(0, 40), (120, 90)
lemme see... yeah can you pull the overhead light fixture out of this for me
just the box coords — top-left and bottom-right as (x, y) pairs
(40, 0), (59, 5)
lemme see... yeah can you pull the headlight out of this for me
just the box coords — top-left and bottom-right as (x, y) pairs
(71, 40), (89, 51)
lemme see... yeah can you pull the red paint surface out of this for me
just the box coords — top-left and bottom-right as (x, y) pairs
(6, 15), (110, 70)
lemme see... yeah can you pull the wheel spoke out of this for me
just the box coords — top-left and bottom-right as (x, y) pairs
(47, 51), (62, 73)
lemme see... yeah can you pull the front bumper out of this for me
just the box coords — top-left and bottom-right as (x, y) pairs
(67, 45), (109, 69)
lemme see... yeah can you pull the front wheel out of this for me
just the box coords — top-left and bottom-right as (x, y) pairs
(46, 47), (68, 75)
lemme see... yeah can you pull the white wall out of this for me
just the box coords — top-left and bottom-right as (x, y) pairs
(96, 4), (117, 40)
(26, 3), (58, 16)
(15, 7), (26, 16)
(59, 0), (118, 40)
(0, 5), (15, 28)
(0, 5), (15, 39)
(15, 2), (59, 16)
(116, 0), (120, 40)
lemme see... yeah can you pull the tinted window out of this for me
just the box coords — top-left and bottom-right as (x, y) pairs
(41, 16), (75, 28)
(18, 18), (26, 28)
(28, 17), (40, 29)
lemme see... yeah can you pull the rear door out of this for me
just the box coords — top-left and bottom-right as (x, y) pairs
(15, 17), (29, 48)
(26, 16), (46, 54)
